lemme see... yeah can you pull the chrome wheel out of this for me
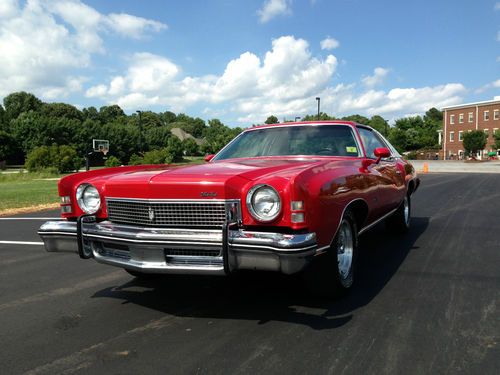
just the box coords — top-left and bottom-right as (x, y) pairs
(336, 221), (354, 282)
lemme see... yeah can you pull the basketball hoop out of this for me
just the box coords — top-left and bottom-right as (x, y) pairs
(93, 139), (110, 156)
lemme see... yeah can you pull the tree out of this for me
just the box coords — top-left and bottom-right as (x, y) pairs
(301, 112), (336, 121)
(3, 92), (42, 121)
(165, 136), (184, 161)
(0, 130), (15, 162)
(342, 114), (370, 124)
(493, 130), (500, 150)
(369, 115), (389, 136)
(265, 115), (279, 124)
(99, 105), (125, 123)
(462, 130), (487, 158)
(41, 103), (83, 121)
(144, 126), (172, 151)
(182, 138), (199, 156)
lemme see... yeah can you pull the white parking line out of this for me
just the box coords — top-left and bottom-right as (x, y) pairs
(0, 218), (61, 220)
(0, 241), (44, 246)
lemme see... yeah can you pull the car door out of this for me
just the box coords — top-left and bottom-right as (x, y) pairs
(356, 126), (404, 214)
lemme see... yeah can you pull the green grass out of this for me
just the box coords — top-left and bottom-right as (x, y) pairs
(0, 173), (61, 211)
(0, 158), (206, 212)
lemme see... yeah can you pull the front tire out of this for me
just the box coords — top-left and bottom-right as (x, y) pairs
(304, 211), (358, 298)
(386, 194), (411, 233)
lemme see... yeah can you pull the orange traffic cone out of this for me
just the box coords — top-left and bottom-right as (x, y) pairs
(423, 162), (429, 173)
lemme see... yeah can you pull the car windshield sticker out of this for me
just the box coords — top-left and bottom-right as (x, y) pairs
(346, 146), (357, 153)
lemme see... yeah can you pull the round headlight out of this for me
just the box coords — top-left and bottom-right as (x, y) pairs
(76, 183), (101, 214)
(246, 184), (281, 222)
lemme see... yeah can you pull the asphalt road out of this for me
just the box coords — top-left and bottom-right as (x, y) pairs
(0, 173), (498, 375)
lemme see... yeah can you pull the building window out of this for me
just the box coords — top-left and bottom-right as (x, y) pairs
(450, 131), (455, 142)
(484, 129), (489, 137)
(468, 112), (473, 123)
(494, 110), (499, 120)
(459, 113), (464, 123)
(459, 131), (463, 141)
(450, 114), (455, 124)
(494, 128), (499, 136)
(484, 111), (489, 121)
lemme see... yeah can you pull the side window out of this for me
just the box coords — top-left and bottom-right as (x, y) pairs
(357, 127), (387, 158)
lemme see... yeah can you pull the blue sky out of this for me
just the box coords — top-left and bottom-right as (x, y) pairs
(0, 0), (498, 125)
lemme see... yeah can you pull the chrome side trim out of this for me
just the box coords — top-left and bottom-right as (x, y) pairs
(358, 207), (398, 235)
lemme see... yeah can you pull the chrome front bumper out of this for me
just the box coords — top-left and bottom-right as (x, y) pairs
(38, 220), (317, 275)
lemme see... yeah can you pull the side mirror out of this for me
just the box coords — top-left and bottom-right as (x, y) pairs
(373, 147), (391, 163)
(204, 154), (215, 162)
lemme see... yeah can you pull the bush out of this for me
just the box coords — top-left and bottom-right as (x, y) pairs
(128, 154), (143, 166)
(406, 151), (418, 160)
(25, 145), (82, 173)
(141, 148), (176, 165)
(182, 138), (200, 156)
(165, 137), (184, 161)
(104, 156), (121, 167)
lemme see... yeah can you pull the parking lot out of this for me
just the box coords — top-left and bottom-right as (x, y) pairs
(0, 173), (498, 374)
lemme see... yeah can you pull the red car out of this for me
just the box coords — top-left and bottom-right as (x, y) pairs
(39, 121), (419, 297)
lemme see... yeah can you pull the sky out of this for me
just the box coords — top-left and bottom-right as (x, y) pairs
(0, 0), (499, 125)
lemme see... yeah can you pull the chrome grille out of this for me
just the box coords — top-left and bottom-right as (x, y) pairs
(106, 198), (240, 227)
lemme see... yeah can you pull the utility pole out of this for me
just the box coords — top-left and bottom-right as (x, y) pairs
(316, 97), (320, 120)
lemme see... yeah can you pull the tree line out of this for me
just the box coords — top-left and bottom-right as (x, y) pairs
(0, 92), (242, 171)
(0, 91), (450, 172)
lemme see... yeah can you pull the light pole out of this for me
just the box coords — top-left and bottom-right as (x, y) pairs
(316, 97), (320, 120)
(136, 110), (143, 154)
(295, 116), (301, 122)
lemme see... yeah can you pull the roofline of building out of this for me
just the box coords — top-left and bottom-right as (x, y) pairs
(442, 99), (500, 111)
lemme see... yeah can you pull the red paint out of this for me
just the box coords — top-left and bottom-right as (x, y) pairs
(57, 122), (418, 248)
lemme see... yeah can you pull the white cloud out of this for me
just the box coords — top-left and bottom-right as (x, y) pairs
(0, 0), (19, 18)
(87, 35), (468, 123)
(90, 36), (338, 117)
(257, 0), (291, 23)
(320, 37), (340, 50)
(495, 2), (500, 10)
(475, 78), (500, 93)
(362, 67), (389, 87)
(106, 13), (167, 39)
(0, 0), (165, 99)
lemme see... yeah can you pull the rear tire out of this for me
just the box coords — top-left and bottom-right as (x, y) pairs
(304, 211), (358, 298)
(386, 194), (411, 233)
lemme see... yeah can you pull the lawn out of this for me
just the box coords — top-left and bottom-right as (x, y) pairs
(0, 172), (61, 212)
(0, 157), (207, 214)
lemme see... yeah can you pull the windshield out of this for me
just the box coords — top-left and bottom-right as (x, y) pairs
(214, 125), (360, 161)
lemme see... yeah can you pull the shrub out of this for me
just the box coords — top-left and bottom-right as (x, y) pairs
(165, 137), (184, 161)
(128, 154), (143, 166)
(182, 138), (200, 156)
(25, 145), (82, 173)
(104, 156), (121, 167)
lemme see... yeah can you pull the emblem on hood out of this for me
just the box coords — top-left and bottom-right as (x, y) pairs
(148, 207), (155, 222)
(200, 192), (217, 197)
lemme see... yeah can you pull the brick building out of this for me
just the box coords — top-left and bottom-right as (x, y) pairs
(441, 99), (500, 160)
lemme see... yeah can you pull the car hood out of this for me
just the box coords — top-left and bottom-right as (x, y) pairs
(100, 158), (336, 200)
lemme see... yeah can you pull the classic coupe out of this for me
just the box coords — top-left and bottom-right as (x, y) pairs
(39, 121), (419, 297)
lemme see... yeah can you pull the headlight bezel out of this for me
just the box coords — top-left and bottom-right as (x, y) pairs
(76, 183), (101, 214)
(246, 184), (282, 223)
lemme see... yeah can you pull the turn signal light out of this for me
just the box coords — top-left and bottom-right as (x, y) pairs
(291, 201), (304, 210)
(291, 212), (304, 223)
(60, 196), (71, 204)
